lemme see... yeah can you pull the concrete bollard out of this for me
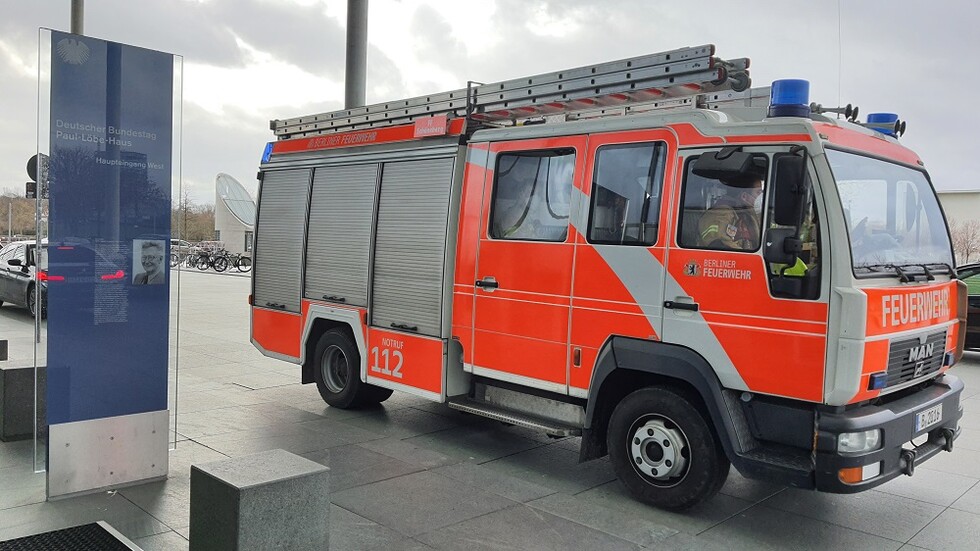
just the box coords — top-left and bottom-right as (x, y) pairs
(189, 449), (330, 551)
(0, 364), (44, 442)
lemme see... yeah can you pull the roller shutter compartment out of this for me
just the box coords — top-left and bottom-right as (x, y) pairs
(253, 168), (310, 313)
(305, 164), (378, 306)
(371, 157), (455, 337)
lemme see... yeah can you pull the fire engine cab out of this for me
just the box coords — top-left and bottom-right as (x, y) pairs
(251, 45), (964, 509)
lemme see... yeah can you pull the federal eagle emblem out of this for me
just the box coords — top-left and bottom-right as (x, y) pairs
(56, 38), (90, 65)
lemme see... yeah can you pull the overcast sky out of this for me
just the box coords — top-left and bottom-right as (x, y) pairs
(1, 0), (977, 205)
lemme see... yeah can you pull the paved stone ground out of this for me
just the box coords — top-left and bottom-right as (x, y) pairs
(1, 270), (979, 550)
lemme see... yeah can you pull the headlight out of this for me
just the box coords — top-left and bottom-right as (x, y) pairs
(838, 429), (882, 454)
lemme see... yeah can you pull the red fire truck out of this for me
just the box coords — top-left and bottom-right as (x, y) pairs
(251, 45), (964, 509)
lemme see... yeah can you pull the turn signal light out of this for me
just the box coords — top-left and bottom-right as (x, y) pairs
(838, 462), (882, 484)
(248, 294), (253, 305)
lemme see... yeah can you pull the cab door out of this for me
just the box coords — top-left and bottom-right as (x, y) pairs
(662, 147), (829, 402)
(470, 136), (586, 393)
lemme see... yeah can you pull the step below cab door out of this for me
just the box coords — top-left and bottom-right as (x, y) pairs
(469, 136), (587, 394)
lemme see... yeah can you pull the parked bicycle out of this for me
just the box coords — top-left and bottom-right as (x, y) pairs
(228, 252), (252, 273)
(196, 248), (230, 272)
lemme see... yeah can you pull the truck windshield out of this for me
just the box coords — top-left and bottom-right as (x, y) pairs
(827, 149), (953, 277)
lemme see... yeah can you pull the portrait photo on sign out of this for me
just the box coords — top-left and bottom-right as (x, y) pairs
(133, 239), (165, 285)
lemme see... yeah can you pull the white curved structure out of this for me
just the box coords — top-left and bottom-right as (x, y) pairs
(214, 173), (256, 255)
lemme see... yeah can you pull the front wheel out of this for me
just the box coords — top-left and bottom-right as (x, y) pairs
(607, 387), (729, 510)
(313, 329), (392, 409)
(235, 256), (252, 273)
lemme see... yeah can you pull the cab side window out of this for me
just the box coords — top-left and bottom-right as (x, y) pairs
(677, 154), (769, 252)
(490, 149), (574, 242)
(588, 142), (666, 246)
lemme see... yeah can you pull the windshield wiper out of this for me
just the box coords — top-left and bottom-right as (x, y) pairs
(856, 263), (916, 282)
(896, 263), (956, 281)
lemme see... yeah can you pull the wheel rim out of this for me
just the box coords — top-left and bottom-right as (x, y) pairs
(628, 415), (690, 487)
(320, 345), (349, 393)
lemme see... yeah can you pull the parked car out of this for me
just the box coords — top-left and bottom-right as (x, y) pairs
(0, 240), (47, 317)
(957, 262), (980, 349)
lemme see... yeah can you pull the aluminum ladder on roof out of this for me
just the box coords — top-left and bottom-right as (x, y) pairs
(270, 44), (751, 140)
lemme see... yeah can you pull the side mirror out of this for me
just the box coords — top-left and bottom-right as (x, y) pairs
(691, 148), (758, 181)
(764, 227), (801, 265)
(7, 258), (22, 267)
(771, 154), (810, 226)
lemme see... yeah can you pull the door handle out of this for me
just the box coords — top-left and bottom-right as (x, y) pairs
(664, 300), (699, 312)
(475, 276), (499, 291)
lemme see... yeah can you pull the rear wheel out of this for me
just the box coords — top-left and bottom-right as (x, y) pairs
(195, 256), (210, 270)
(607, 387), (729, 510)
(313, 329), (392, 408)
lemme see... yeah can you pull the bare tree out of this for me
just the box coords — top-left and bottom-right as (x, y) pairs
(170, 190), (215, 242)
(949, 217), (980, 265)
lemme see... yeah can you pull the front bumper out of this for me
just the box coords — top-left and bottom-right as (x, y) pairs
(814, 374), (963, 493)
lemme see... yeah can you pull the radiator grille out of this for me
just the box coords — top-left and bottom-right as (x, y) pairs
(886, 329), (946, 388)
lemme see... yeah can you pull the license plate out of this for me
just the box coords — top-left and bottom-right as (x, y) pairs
(915, 404), (943, 432)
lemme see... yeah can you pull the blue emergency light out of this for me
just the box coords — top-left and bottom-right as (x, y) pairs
(768, 79), (811, 118)
(866, 113), (899, 137)
(261, 142), (274, 164)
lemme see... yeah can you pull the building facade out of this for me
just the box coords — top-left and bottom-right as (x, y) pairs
(214, 173), (256, 255)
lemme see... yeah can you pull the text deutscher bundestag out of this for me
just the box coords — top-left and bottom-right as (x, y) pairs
(54, 119), (158, 146)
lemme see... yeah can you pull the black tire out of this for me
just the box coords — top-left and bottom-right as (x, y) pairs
(170, 253), (179, 267)
(27, 285), (45, 319)
(212, 256), (229, 273)
(607, 387), (729, 510)
(313, 329), (393, 408)
(235, 256), (252, 273)
(196, 256), (210, 271)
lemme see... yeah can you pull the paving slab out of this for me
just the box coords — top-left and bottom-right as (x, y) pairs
(875, 466), (978, 507)
(950, 479), (980, 515)
(403, 423), (545, 464)
(131, 529), (189, 551)
(0, 492), (171, 542)
(117, 440), (228, 531)
(697, 504), (902, 551)
(331, 470), (515, 537)
(340, 405), (461, 439)
(357, 437), (459, 469)
(527, 492), (679, 548)
(415, 503), (643, 551)
(302, 444), (425, 492)
(480, 441), (617, 495)
(330, 504), (405, 551)
(433, 462), (556, 503)
(761, 487), (944, 542)
(907, 508), (980, 550)
(575, 480), (754, 536)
